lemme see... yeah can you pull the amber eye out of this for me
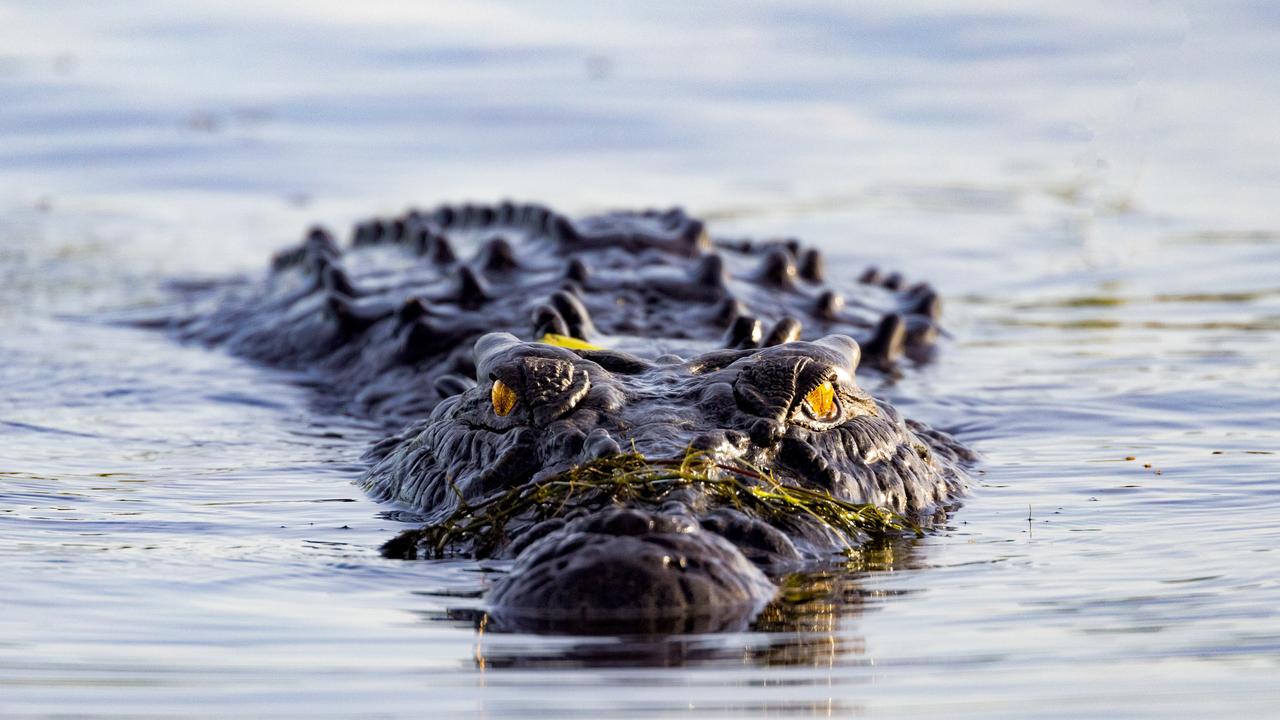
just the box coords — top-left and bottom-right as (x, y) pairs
(491, 379), (518, 416)
(803, 381), (839, 422)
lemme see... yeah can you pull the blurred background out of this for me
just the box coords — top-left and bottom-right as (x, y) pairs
(3, 2), (1279, 718)
(3, 1), (1277, 266)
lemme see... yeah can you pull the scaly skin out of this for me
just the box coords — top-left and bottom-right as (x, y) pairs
(163, 202), (972, 629)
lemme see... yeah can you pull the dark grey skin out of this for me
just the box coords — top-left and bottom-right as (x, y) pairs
(155, 202), (971, 629)
(367, 332), (970, 624)
(174, 203), (943, 427)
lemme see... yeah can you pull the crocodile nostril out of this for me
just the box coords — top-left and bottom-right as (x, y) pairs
(598, 509), (654, 536)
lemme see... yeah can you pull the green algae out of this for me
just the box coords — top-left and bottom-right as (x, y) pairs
(382, 451), (915, 560)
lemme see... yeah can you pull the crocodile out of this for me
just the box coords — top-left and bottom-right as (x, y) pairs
(161, 202), (973, 630)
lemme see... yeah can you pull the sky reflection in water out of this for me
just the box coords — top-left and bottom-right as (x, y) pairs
(1, 2), (1279, 718)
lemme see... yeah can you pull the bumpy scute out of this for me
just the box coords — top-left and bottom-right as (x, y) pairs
(157, 202), (973, 629)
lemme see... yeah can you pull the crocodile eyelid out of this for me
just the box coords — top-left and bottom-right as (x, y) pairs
(792, 365), (837, 407)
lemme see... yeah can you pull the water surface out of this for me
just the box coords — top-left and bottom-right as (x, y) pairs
(2, 2), (1279, 717)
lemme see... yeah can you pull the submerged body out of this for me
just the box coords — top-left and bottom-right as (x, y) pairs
(164, 202), (972, 628)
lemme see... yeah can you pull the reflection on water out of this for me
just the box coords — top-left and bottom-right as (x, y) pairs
(3, 1), (1280, 718)
(423, 539), (917, 667)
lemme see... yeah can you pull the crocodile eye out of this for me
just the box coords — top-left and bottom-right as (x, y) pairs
(491, 379), (518, 416)
(803, 381), (839, 422)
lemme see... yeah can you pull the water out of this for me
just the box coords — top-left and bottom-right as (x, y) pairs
(3, 2), (1279, 717)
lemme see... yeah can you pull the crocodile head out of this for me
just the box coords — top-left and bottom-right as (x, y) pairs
(366, 332), (969, 625)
